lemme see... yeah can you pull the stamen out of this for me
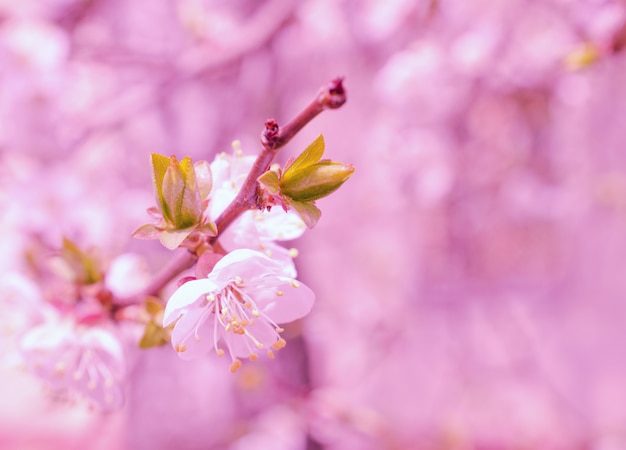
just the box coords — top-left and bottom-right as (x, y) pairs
(288, 248), (299, 258)
(267, 350), (275, 359)
(272, 338), (287, 350)
(290, 280), (300, 288)
(175, 343), (187, 353)
(216, 348), (225, 357)
(252, 309), (260, 317)
(249, 353), (258, 361)
(244, 329), (264, 349)
(276, 290), (283, 297)
(265, 249), (273, 257)
(276, 327), (285, 333)
(230, 359), (242, 373)
(234, 276), (244, 286)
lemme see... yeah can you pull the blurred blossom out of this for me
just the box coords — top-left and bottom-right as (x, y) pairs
(20, 319), (126, 411)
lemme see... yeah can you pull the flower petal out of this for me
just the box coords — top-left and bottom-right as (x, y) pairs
(251, 278), (315, 323)
(170, 307), (216, 361)
(163, 278), (219, 327)
(212, 249), (290, 283)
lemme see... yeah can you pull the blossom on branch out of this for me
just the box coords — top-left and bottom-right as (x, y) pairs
(163, 249), (314, 372)
(210, 143), (306, 273)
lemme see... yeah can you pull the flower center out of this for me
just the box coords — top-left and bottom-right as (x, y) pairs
(206, 279), (286, 372)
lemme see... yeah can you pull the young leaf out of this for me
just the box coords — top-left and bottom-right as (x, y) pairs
(139, 321), (170, 348)
(291, 201), (321, 228)
(283, 134), (325, 180)
(258, 170), (280, 195)
(281, 161), (354, 203)
(151, 154), (171, 208)
(159, 228), (194, 250)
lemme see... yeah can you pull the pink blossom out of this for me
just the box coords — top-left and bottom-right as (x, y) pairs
(163, 249), (314, 372)
(19, 319), (126, 411)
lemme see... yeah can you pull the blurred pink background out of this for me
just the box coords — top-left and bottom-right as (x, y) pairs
(2, 0), (626, 449)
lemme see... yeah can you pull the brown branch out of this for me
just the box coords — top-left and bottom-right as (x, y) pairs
(209, 77), (347, 240)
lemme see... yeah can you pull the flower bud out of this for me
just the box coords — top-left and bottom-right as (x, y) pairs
(151, 154), (203, 229)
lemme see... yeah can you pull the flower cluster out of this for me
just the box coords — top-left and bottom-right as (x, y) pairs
(156, 142), (338, 371)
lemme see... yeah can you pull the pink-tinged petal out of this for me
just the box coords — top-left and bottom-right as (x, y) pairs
(212, 249), (289, 282)
(163, 278), (219, 326)
(80, 327), (125, 376)
(170, 307), (215, 360)
(252, 278), (315, 323)
(254, 209), (306, 241)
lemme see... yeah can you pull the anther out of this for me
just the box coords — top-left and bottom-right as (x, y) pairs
(230, 359), (242, 373)
(290, 280), (300, 288)
(267, 350), (275, 359)
(276, 290), (283, 297)
(288, 248), (299, 258)
(249, 353), (258, 361)
(175, 343), (187, 353)
(216, 348), (225, 357)
(272, 338), (287, 350)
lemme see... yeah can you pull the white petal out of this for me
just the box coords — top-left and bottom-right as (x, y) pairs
(163, 278), (219, 326)
(251, 278), (315, 324)
(171, 307), (216, 360)
(212, 249), (287, 283)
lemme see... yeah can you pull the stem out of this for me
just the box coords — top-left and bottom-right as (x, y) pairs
(135, 251), (197, 300)
(210, 77), (347, 241)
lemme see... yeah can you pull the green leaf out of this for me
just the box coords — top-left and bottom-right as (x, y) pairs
(145, 298), (164, 317)
(131, 223), (162, 240)
(258, 170), (280, 195)
(138, 321), (170, 349)
(179, 158), (202, 227)
(161, 163), (185, 224)
(61, 237), (102, 284)
(281, 161), (355, 203)
(291, 201), (321, 228)
(151, 153), (171, 211)
(283, 134), (325, 180)
(159, 228), (194, 250)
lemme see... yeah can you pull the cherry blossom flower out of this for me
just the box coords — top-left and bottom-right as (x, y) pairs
(19, 319), (126, 411)
(163, 249), (314, 372)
